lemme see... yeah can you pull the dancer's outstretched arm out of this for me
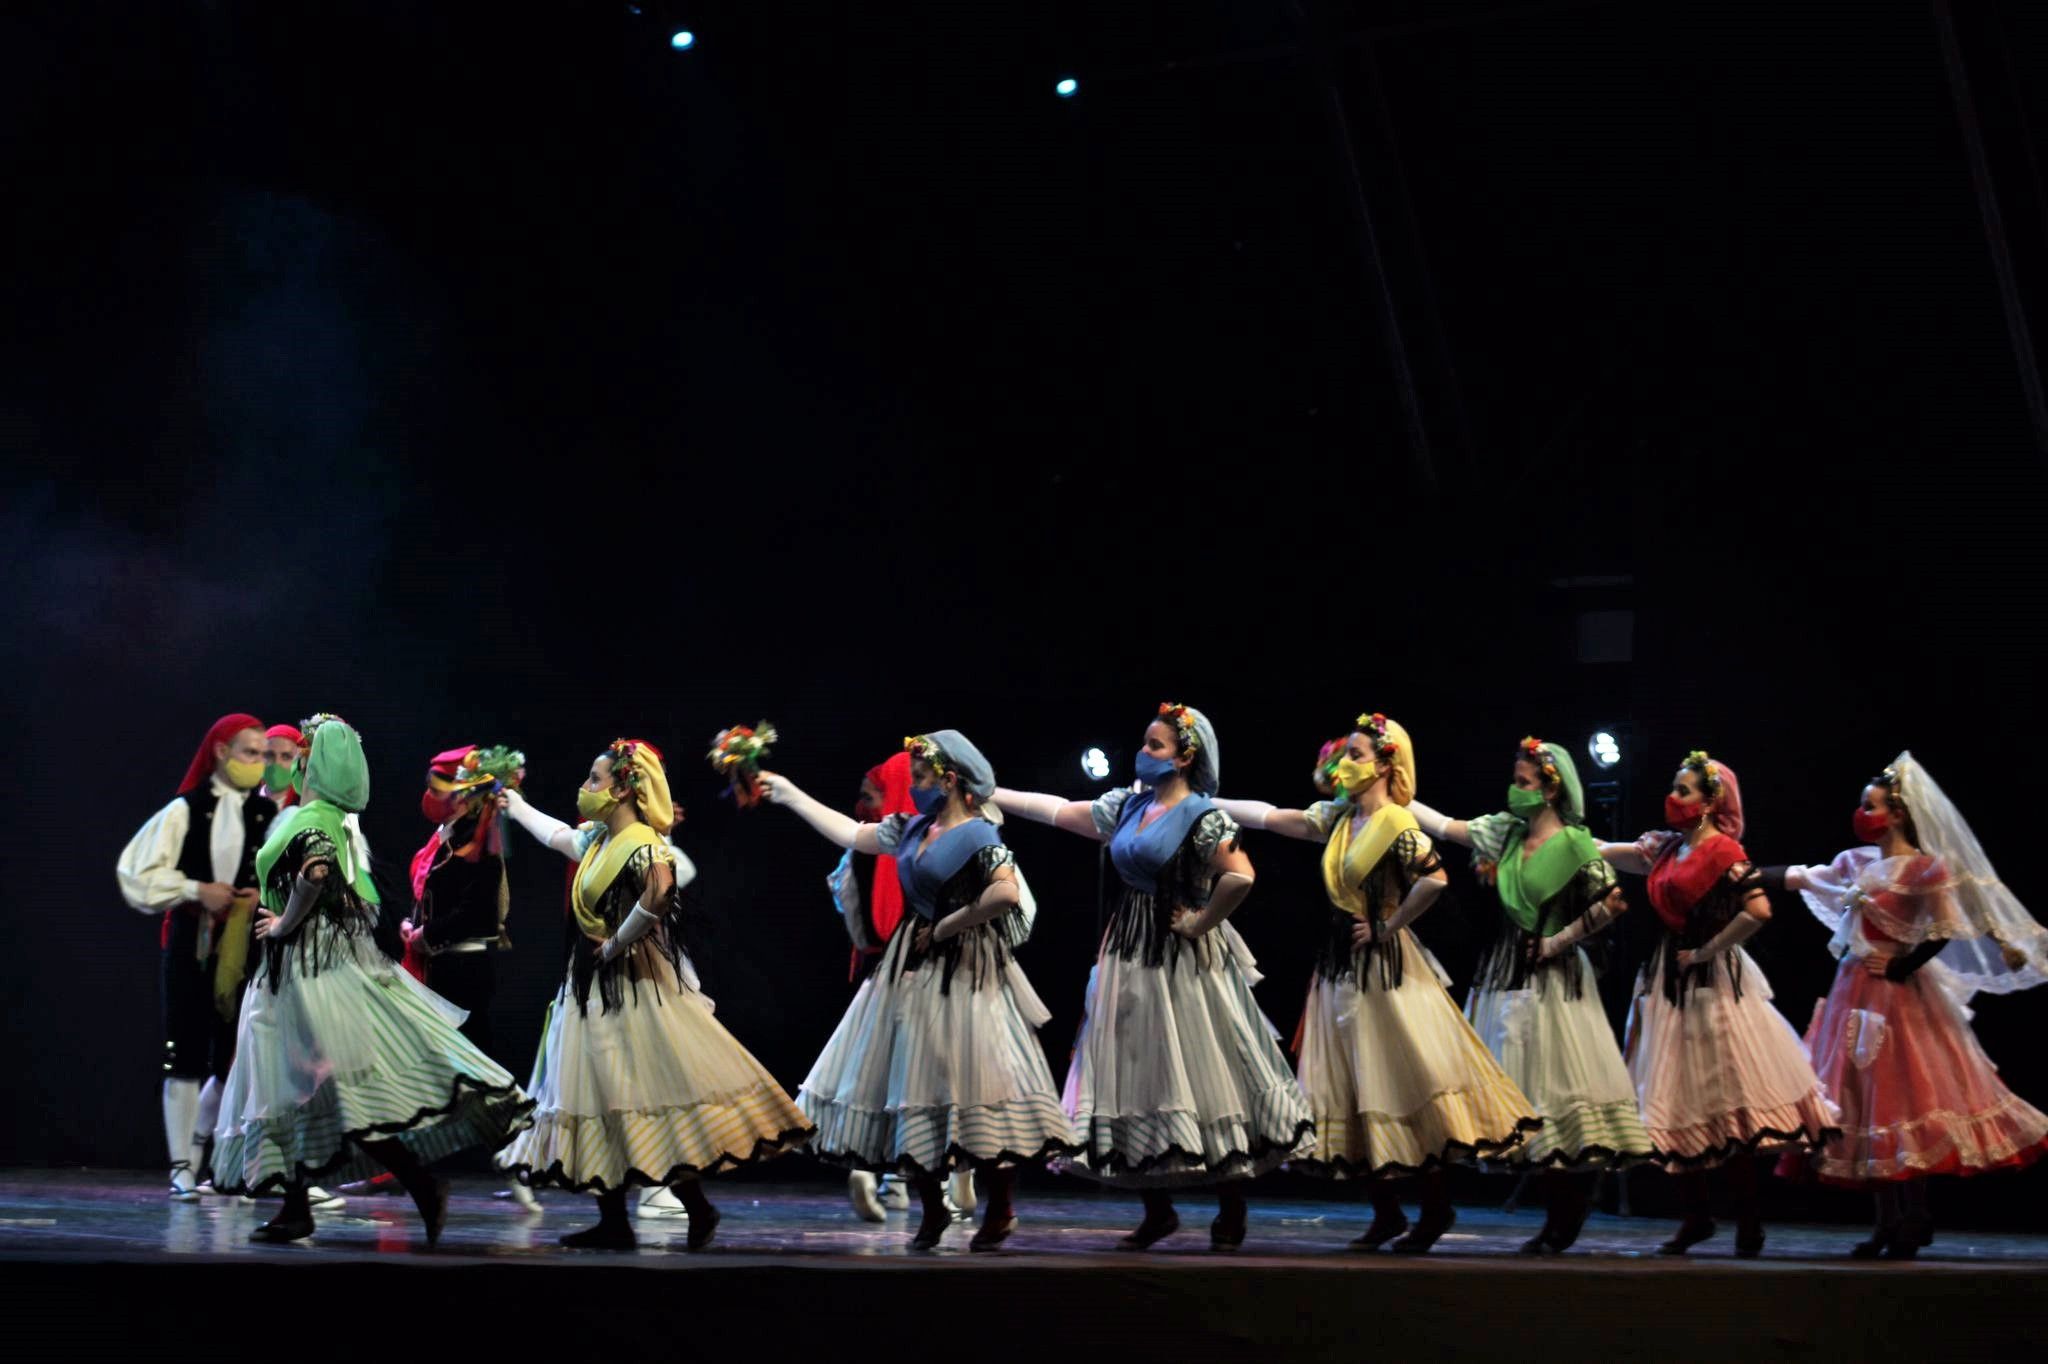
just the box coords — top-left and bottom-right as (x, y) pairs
(757, 771), (884, 855)
(500, 789), (582, 860)
(1405, 799), (1473, 847)
(993, 787), (1107, 841)
(1597, 839), (1653, 874)
(1210, 799), (1321, 842)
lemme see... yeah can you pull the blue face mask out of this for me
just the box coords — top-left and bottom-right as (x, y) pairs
(910, 781), (948, 816)
(1134, 751), (1180, 787)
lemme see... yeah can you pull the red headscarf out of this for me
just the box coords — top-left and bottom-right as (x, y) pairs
(1646, 758), (1750, 932)
(265, 724), (306, 806)
(178, 713), (264, 795)
(865, 750), (917, 948)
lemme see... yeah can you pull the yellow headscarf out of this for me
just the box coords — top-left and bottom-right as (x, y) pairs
(1318, 714), (1421, 920)
(569, 739), (675, 942)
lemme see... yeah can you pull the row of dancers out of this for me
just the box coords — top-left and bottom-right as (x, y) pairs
(118, 706), (2048, 1255)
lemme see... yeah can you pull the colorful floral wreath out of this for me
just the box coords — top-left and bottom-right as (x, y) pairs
(1354, 712), (1400, 760)
(1315, 737), (1347, 782)
(1682, 748), (1724, 798)
(1156, 702), (1200, 754)
(707, 723), (775, 808)
(298, 711), (347, 737)
(1519, 736), (1560, 787)
(902, 733), (949, 775)
(606, 738), (650, 792)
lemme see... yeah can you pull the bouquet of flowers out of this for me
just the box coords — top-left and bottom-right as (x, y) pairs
(708, 722), (778, 808)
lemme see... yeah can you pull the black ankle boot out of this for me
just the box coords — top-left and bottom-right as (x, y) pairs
(561, 1190), (635, 1250)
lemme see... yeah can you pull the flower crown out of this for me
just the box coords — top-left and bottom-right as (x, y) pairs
(903, 734), (949, 775)
(1519, 736), (1560, 786)
(299, 711), (346, 736)
(1682, 749), (1724, 798)
(606, 738), (649, 791)
(1156, 703), (1200, 754)
(1354, 712), (1399, 759)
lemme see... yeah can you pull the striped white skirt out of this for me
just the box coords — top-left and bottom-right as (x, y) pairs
(1061, 923), (1317, 1188)
(800, 918), (1080, 1174)
(498, 941), (812, 1192)
(212, 926), (533, 1194)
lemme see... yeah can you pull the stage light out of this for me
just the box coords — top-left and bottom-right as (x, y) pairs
(1081, 747), (1110, 780)
(671, 31), (696, 51)
(1055, 77), (1079, 98)
(1588, 731), (1622, 770)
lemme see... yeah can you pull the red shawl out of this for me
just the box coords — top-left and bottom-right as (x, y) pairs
(1646, 832), (1748, 934)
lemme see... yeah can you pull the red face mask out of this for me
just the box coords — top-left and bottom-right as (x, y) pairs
(421, 788), (463, 825)
(1664, 793), (1706, 830)
(1852, 806), (1891, 845)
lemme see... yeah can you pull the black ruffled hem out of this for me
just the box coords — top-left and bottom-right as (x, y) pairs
(213, 1075), (537, 1196)
(1499, 1140), (1656, 1172)
(503, 1123), (817, 1194)
(1286, 1116), (1545, 1179)
(806, 1136), (1087, 1178)
(1653, 1125), (1844, 1172)
(1074, 1118), (1320, 1181)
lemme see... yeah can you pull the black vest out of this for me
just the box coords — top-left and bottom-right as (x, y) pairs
(175, 787), (276, 898)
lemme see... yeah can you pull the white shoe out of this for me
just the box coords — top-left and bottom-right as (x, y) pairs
(848, 1172), (887, 1223)
(638, 1185), (690, 1219)
(878, 1177), (910, 1211)
(306, 1187), (345, 1211)
(168, 1163), (199, 1203)
(947, 1169), (977, 1219)
(502, 1182), (543, 1213)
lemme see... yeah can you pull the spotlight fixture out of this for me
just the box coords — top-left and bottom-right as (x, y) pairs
(1055, 77), (1079, 98)
(671, 30), (696, 51)
(1588, 730), (1622, 770)
(1080, 747), (1110, 780)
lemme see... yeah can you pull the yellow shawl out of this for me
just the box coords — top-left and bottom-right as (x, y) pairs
(572, 822), (665, 941)
(1321, 803), (1421, 921)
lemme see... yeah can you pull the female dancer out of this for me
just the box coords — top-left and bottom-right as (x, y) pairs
(996, 703), (1315, 1251)
(1775, 753), (2048, 1256)
(760, 731), (1075, 1251)
(1407, 735), (1654, 1253)
(210, 715), (534, 1245)
(1216, 713), (1541, 1253)
(1599, 751), (1837, 1256)
(497, 738), (811, 1250)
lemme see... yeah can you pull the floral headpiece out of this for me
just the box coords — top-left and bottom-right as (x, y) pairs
(1519, 736), (1560, 787)
(298, 711), (347, 737)
(1156, 703), (1200, 754)
(606, 738), (650, 791)
(1681, 749), (1724, 799)
(1354, 712), (1400, 760)
(903, 734), (949, 775)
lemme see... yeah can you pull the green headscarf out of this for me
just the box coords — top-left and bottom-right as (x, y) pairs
(1469, 739), (1600, 932)
(303, 717), (371, 813)
(255, 799), (380, 910)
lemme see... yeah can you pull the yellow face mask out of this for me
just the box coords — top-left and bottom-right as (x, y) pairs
(223, 758), (265, 790)
(576, 786), (621, 821)
(1332, 756), (1378, 797)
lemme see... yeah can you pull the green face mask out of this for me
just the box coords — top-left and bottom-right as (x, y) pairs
(263, 762), (298, 795)
(1507, 784), (1549, 818)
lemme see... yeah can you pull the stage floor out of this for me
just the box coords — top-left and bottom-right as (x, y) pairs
(3, 1168), (2047, 1266)
(4, 1170), (2043, 1362)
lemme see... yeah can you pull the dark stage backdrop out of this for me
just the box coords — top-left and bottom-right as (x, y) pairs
(4, 2), (2047, 1228)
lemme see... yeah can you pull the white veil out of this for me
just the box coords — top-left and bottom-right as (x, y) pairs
(1896, 751), (2048, 999)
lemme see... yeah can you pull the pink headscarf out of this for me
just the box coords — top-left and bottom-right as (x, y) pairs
(1705, 759), (1745, 840)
